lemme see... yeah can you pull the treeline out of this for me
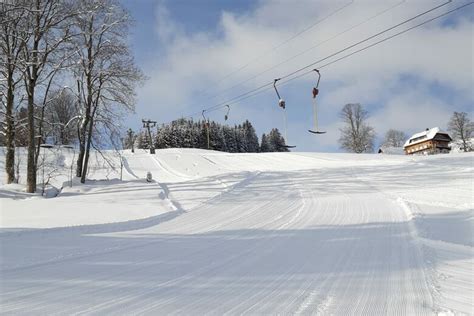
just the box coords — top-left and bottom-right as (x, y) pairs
(0, 0), (144, 191)
(124, 118), (290, 153)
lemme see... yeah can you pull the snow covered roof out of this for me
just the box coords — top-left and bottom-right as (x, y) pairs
(404, 127), (450, 148)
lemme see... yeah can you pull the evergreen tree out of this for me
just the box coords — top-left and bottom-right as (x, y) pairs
(126, 118), (282, 153)
(243, 120), (259, 152)
(268, 128), (289, 152)
(199, 120), (210, 149)
(154, 126), (166, 149)
(223, 125), (237, 152)
(134, 132), (146, 149)
(181, 120), (194, 148)
(169, 122), (179, 148)
(191, 121), (201, 148)
(211, 123), (226, 151)
(235, 124), (246, 152)
(161, 125), (173, 148)
(260, 133), (270, 152)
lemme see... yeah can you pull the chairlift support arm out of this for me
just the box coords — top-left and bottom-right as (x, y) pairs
(273, 78), (286, 109)
(273, 78), (282, 100)
(312, 69), (321, 98)
(314, 69), (321, 87)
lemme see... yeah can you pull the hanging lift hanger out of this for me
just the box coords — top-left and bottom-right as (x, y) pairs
(309, 69), (326, 134)
(224, 105), (230, 121)
(273, 79), (296, 149)
(202, 110), (210, 149)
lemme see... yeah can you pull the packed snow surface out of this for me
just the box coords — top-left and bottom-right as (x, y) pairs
(0, 148), (473, 315)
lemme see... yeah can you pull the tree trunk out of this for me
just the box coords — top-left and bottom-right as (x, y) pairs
(26, 0), (41, 193)
(26, 84), (36, 193)
(76, 101), (91, 178)
(34, 134), (42, 167)
(77, 21), (94, 178)
(460, 127), (468, 152)
(5, 79), (15, 184)
(80, 116), (94, 183)
(76, 133), (86, 177)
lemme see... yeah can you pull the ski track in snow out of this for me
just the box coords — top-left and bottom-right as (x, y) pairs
(0, 149), (472, 315)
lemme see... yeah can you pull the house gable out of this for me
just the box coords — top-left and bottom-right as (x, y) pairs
(404, 127), (452, 155)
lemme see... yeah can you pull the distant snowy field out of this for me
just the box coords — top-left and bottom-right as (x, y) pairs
(0, 147), (473, 314)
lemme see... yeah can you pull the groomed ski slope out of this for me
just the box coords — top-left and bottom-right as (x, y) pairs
(0, 149), (473, 315)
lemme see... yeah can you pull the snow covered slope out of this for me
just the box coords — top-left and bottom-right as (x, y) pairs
(0, 148), (472, 314)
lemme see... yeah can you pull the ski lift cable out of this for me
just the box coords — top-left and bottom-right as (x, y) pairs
(199, 0), (472, 116)
(273, 1), (473, 98)
(183, 81), (274, 119)
(248, 0), (407, 81)
(279, 0), (453, 81)
(279, 1), (474, 88)
(319, 3), (474, 70)
(159, 1), (468, 126)
(200, 0), (407, 103)
(195, 0), (355, 97)
(195, 0), (453, 116)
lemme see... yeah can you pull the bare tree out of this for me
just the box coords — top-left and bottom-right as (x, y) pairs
(14, 106), (29, 146)
(339, 103), (375, 153)
(448, 111), (473, 152)
(383, 129), (407, 147)
(0, 1), (28, 184)
(44, 88), (77, 144)
(72, 0), (145, 183)
(19, 0), (76, 192)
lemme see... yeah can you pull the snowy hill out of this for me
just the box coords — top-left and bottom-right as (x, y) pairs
(0, 148), (473, 314)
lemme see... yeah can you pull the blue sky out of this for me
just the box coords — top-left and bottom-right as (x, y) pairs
(120, 0), (473, 152)
(122, 0), (257, 63)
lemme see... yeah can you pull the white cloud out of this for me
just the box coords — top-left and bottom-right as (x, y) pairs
(154, 1), (184, 44)
(369, 88), (453, 136)
(132, 0), (474, 152)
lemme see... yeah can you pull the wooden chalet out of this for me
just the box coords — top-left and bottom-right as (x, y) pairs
(404, 127), (452, 155)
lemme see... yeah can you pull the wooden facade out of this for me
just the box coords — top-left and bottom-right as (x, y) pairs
(404, 128), (452, 155)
